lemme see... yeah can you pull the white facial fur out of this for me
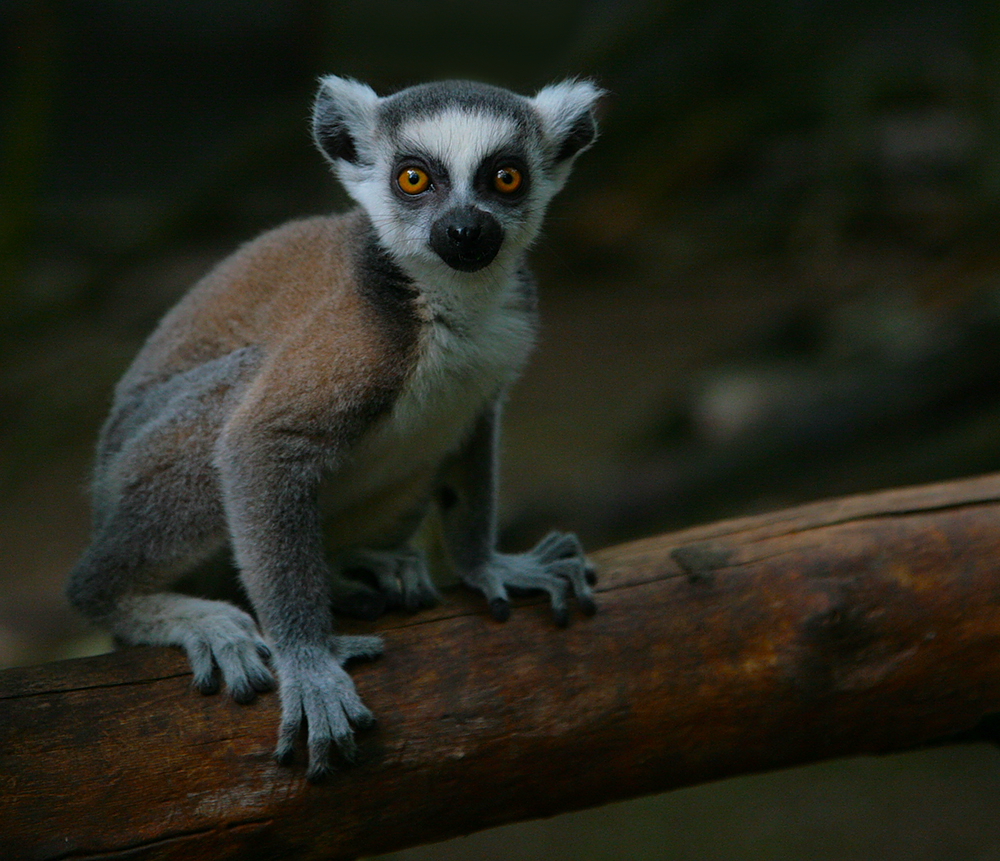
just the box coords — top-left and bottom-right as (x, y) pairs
(400, 111), (518, 193)
(346, 108), (547, 282)
(314, 76), (601, 305)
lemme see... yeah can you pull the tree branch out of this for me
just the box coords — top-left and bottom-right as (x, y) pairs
(6, 473), (1000, 860)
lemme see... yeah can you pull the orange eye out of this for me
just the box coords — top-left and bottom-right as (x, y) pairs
(494, 167), (523, 194)
(397, 167), (430, 195)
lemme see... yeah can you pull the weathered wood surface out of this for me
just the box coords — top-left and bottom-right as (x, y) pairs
(6, 473), (1000, 860)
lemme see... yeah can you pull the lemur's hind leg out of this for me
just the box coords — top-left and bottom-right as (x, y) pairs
(67, 349), (275, 702)
(339, 546), (439, 612)
(325, 493), (438, 618)
(67, 484), (276, 701)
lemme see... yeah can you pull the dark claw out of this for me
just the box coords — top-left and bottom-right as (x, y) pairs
(194, 674), (220, 696)
(251, 672), (276, 694)
(231, 683), (258, 705)
(354, 710), (377, 731)
(275, 721), (298, 767)
(306, 760), (332, 783)
(336, 733), (359, 765)
(306, 737), (335, 781)
(578, 594), (598, 616)
(553, 605), (570, 628)
(489, 597), (511, 622)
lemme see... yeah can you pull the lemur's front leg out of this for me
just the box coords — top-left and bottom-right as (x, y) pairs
(438, 401), (597, 625)
(217, 408), (381, 781)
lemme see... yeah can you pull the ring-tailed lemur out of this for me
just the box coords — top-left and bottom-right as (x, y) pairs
(67, 75), (603, 780)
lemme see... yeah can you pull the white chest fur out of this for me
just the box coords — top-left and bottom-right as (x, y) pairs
(330, 285), (537, 507)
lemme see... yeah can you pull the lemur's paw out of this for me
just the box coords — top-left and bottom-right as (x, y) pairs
(341, 547), (439, 613)
(272, 643), (381, 781)
(531, 531), (598, 588)
(176, 601), (275, 702)
(468, 530), (597, 626)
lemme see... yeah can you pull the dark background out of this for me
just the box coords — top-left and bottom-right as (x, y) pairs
(4, 1), (1000, 858)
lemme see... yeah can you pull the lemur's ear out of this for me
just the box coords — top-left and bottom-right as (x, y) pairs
(313, 75), (380, 165)
(531, 79), (605, 163)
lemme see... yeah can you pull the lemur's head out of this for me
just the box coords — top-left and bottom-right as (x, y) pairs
(313, 76), (602, 276)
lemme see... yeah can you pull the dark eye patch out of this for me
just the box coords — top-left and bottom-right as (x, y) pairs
(391, 153), (450, 202)
(474, 152), (530, 203)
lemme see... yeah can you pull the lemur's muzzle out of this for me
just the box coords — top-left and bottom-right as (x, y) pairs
(430, 206), (503, 272)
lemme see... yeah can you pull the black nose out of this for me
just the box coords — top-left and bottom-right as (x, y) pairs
(431, 206), (503, 272)
(447, 222), (481, 248)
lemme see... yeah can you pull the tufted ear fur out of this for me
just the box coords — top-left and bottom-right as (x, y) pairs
(531, 79), (604, 164)
(312, 75), (381, 166)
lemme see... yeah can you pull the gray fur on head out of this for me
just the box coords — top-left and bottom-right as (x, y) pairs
(312, 76), (380, 166)
(311, 76), (604, 282)
(314, 74), (603, 169)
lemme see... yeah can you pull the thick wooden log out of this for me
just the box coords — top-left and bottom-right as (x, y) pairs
(6, 473), (1000, 860)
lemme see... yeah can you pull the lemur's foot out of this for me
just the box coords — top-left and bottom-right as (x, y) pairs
(464, 530), (597, 626)
(114, 595), (275, 703)
(340, 547), (439, 612)
(273, 635), (384, 782)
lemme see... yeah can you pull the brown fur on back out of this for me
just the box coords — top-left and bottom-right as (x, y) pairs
(119, 210), (385, 393)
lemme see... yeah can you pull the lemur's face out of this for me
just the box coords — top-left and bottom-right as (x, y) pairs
(313, 77), (601, 279)
(383, 109), (536, 273)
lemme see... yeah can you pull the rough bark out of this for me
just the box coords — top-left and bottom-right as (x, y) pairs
(5, 473), (1000, 860)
